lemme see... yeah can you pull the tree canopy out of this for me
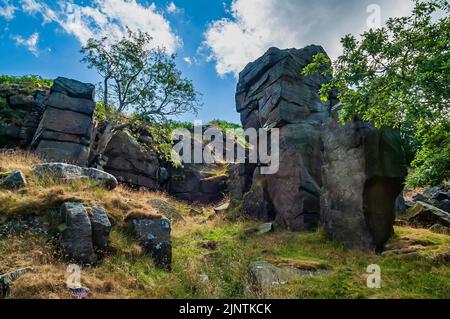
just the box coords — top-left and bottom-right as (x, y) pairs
(303, 0), (449, 187)
(80, 28), (201, 160)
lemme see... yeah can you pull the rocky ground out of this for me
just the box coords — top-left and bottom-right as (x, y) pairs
(0, 150), (449, 299)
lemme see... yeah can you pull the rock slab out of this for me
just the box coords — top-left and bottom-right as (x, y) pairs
(32, 162), (118, 189)
(32, 77), (96, 166)
(60, 202), (95, 264)
(320, 119), (407, 251)
(131, 217), (172, 270)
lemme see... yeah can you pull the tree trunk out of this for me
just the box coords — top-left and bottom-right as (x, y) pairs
(103, 77), (109, 108)
(90, 121), (116, 165)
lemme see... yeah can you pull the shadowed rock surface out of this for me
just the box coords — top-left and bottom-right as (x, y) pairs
(103, 130), (161, 190)
(60, 202), (95, 265)
(321, 119), (407, 251)
(0, 84), (48, 148)
(131, 216), (172, 270)
(235, 45), (332, 231)
(0, 170), (27, 189)
(90, 205), (112, 251)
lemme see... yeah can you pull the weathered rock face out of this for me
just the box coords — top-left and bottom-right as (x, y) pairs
(235, 46), (332, 231)
(320, 119), (407, 251)
(131, 217), (172, 270)
(242, 168), (273, 222)
(0, 84), (48, 148)
(407, 201), (450, 229)
(60, 202), (95, 265)
(169, 164), (227, 203)
(90, 205), (112, 252)
(32, 162), (118, 189)
(147, 199), (184, 223)
(236, 45), (331, 130)
(32, 77), (96, 166)
(103, 130), (160, 190)
(227, 163), (256, 198)
(0, 267), (33, 299)
(0, 170), (27, 190)
(408, 184), (450, 213)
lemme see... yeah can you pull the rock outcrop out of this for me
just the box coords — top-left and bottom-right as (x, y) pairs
(103, 130), (160, 190)
(130, 216), (172, 270)
(0, 83), (48, 148)
(320, 119), (407, 251)
(0, 170), (27, 189)
(233, 46), (407, 251)
(32, 162), (118, 189)
(235, 45), (332, 231)
(169, 164), (227, 203)
(0, 267), (33, 299)
(147, 199), (184, 223)
(90, 205), (112, 252)
(407, 201), (450, 229)
(32, 77), (96, 166)
(60, 202), (95, 264)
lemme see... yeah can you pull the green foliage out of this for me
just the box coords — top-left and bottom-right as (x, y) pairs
(303, 0), (450, 186)
(95, 102), (118, 125)
(0, 75), (53, 88)
(0, 98), (27, 125)
(81, 28), (201, 126)
(208, 119), (242, 131)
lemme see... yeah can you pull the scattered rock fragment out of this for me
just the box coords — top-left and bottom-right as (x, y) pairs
(60, 202), (95, 265)
(0, 170), (27, 189)
(147, 199), (184, 222)
(130, 216), (172, 271)
(249, 260), (326, 290)
(244, 223), (274, 237)
(32, 162), (118, 189)
(90, 205), (111, 252)
(407, 201), (450, 229)
(214, 201), (230, 214)
(0, 267), (33, 299)
(200, 241), (219, 251)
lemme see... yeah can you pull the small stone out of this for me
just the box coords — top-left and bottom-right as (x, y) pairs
(90, 205), (111, 252)
(68, 286), (90, 299)
(0, 170), (27, 189)
(147, 199), (184, 222)
(257, 223), (274, 234)
(60, 202), (95, 265)
(32, 163), (118, 189)
(131, 217), (172, 271)
(0, 267), (33, 299)
(214, 201), (230, 214)
(198, 274), (209, 283)
(201, 241), (219, 251)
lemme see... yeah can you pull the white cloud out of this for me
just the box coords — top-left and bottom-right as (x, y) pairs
(19, 0), (181, 53)
(183, 56), (192, 65)
(0, 0), (16, 20)
(203, 0), (414, 77)
(167, 1), (183, 14)
(13, 32), (40, 56)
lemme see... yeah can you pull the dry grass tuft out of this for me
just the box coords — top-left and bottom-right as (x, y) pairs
(0, 149), (42, 174)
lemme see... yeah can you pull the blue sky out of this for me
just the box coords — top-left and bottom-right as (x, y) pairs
(0, 0), (413, 123)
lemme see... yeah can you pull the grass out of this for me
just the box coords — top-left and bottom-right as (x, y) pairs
(0, 150), (449, 299)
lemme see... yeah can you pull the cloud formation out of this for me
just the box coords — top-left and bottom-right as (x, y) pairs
(167, 1), (183, 14)
(0, 0), (16, 20)
(12, 32), (40, 56)
(19, 0), (180, 53)
(203, 0), (414, 77)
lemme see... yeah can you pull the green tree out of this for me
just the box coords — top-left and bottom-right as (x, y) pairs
(303, 0), (449, 187)
(81, 29), (201, 161)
